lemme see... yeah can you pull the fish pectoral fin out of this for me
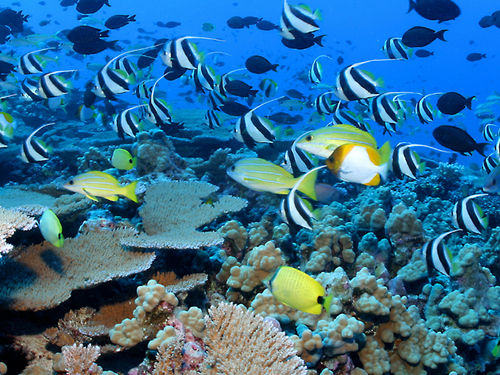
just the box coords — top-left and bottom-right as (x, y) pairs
(82, 189), (99, 201)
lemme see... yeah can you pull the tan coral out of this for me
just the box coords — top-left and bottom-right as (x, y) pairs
(0, 206), (37, 255)
(201, 302), (307, 375)
(0, 228), (155, 311)
(121, 181), (247, 249)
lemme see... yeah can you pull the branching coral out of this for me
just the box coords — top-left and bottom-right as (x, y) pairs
(121, 180), (247, 249)
(202, 302), (307, 374)
(61, 344), (102, 375)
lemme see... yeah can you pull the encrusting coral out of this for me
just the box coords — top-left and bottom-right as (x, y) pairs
(121, 180), (248, 249)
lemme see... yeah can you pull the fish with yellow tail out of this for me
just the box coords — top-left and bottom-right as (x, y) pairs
(227, 157), (318, 200)
(39, 209), (64, 248)
(264, 266), (333, 314)
(295, 124), (378, 159)
(63, 171), (138, 202)
(326, 141), (392, 186)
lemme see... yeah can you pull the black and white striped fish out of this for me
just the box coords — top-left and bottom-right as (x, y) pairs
(204, 109), (222, 129)
(495, 137), (500, 159)
(259, 78), (278, 98)
(112, 105), (145, 139)
(368, 93), (403, 133)
(19, 123), (54, 163)
(282, 138), (317, 177)
(17, 47), (56, 74)
(421, 229), (462, 277)
(308, 55), (330, 84)
(330, 102), (369, 131)
(37, 70), (75, 98)
(134, 80), (152, 99)
(483, 153), (499, 174)
(381, 37), (411, 60)
(415, 93), (441, 124)
(333, 59), (386, 101)
(451, 194), (488, 234)
(20, 77), (45, 102)
(192, 63), (217, 93)
(314, 92), (335, 115)
(93, 47), (152, 99)
(482, 123), (499, 142)
(160, 36), (223, 70)
(113, 57), (138, 84)
(207, 89), (225, 110)
(391, 143), (425, 180)
(233, 97), (282, 148)
(391, 143), (451, 179)
(279, 0), (322, 40)
(279, 166), (324, 230)
(146, 75), (184, 133)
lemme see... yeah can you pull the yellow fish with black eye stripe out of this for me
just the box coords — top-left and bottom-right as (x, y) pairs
(264, 266), (333, 314)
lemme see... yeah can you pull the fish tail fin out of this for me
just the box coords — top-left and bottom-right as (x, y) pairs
(271, 63), (279, 72)
(407, 0), (416, 13)
(123, 180), (139, 203)
(322, 294), (334, 314)
(129, 15), (136, 22)
(476, 142), (489, 157)
(378, 141), (392, 165)
(313, 35), (326, 47)
(249, 89), (259, 97)
(295, 168), (320, 201)
(378, 141), (392, 182)
(435, 29), (447, 41)
(100, 30), (110, 39)
(465, 96), (476, 109)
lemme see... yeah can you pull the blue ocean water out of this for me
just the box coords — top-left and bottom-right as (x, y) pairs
(0, 0), (497, 171)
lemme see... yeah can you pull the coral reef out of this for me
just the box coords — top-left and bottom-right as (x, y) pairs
(121, 180), (247, 249)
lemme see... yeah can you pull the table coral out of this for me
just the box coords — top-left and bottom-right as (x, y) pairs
(0, 228), (155, 311)
(121, 180), (247, 249)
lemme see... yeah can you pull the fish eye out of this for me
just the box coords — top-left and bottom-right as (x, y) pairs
(129, 159), (133, 163)
(68, 180), (74, 185)
(306, 135), (313, 141)
(492, 178), (497, 186)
